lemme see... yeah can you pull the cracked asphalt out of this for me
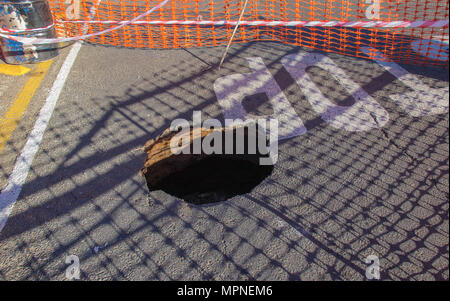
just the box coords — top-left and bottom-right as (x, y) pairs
(0, 41), (448, 280)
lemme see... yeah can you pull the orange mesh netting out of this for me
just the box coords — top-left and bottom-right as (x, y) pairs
(48, 0), (449, 67)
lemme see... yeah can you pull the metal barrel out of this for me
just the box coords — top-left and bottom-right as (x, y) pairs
(0, 0), (59, 64)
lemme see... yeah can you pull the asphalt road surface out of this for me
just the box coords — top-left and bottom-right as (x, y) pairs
(0, 40), (448, 280)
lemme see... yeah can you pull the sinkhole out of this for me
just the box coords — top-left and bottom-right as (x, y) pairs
(141, 124), (274, 205)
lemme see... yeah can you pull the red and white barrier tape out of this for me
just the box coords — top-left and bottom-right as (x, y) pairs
(57, 19), (449, 28)
(0, 0), (169, 44)
(1, 15), (448, 45)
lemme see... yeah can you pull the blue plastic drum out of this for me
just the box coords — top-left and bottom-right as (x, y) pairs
(0, 0), (59, 64)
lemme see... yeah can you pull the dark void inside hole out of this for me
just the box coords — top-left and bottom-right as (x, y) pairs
(148, 155), (273, 205)
(143, 125), (276, 205)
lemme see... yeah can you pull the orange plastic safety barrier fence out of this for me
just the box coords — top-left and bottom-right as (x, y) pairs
(48, 0), (449, 67)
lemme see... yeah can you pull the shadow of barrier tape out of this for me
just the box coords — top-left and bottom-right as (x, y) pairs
(0, 0), (59, 64)
(1, 0), (449, 67)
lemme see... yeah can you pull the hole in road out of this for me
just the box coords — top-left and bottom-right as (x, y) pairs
(153, 155), (273, 205)
(141, 126), (274, 205)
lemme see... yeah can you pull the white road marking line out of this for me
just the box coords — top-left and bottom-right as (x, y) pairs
(0, 0), (102, 233)
(0, 42), (82, 233)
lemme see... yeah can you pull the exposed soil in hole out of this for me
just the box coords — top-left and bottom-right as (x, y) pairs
(141, 124), (274, 205)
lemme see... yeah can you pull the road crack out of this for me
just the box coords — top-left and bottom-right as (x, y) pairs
(370, 112), (418, 163)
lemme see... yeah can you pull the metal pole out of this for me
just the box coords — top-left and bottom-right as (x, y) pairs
(218, 0), (250, 69)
